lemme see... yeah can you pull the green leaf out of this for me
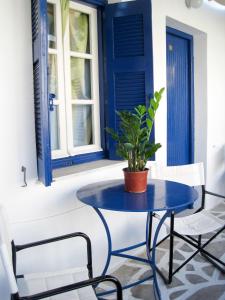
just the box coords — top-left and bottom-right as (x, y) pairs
(124, 143), (135, 151)
(150, 99), (157, 110)
(139, 105), (146, 115)
(134, 107), (142, 116)
(159, 87), (165, 95)
(154, 91), (159, 100)
(148, 107), (155, 119)
(145, 143), (162, 159)
(146, 118), (153, 130)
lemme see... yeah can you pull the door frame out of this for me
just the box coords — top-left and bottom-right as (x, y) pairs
(166, 26), (195, 165)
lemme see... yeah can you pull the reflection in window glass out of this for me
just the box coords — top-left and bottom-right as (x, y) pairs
(47, 3), (56, 49)
(72, 105), (93, 146)
(50, 106), (60, 150)
(48, 54), (58, 98)
(71, 58), (91, 99)
(69, 10), (90, 53)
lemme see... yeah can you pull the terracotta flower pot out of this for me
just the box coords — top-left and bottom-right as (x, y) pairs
(123, 168), (149, 193)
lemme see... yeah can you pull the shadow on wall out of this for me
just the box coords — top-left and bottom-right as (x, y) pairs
(215, 144), (225, 194)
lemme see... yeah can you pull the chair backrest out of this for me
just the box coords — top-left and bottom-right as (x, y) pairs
(149, 162), (205, 187)
(0, 205), (18, 294)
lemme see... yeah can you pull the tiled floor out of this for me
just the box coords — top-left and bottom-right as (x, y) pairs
(98, 202), (225, 300)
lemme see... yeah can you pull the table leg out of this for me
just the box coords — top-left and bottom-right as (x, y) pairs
(94, 207), (169, 299)
(93, 207), (112, 277)
(146, 211), (170, 300)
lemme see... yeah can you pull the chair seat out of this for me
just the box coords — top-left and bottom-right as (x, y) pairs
(164, 210), (224, 236)
(17, 267), (97, 300)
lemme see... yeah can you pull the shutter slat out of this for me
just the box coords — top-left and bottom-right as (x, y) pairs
(105, 0), (154, 159)
(31, 0), (52, 186)
(114, 14), (144, 58)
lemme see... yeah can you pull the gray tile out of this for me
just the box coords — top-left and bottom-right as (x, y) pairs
(186, 274), (208, 284)
(170, 289), (187, 300)
(204, 241), (225, 258)
(186, 264), (195, 271)
(188, 285), (225, 300)
(139, 270), (153, 281)
(131, 283), (154, 300)
(193, 254), (206, 263)
(218, 272), (225, 280)
(202, 265), (215, 277)
(111, 265), (141, 286)
(173, 250), (185, 261)
(167, 276), (184, 289)
(180, 243), (194, 253)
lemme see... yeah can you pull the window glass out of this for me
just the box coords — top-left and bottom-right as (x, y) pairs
(47, 3), (56, 49)
(69, 10), (90, 53)
(72, 105), (93, 146)
(71, 58), (91, 99)
(50, 106), (60, 150)
(48, 54), (58, 98)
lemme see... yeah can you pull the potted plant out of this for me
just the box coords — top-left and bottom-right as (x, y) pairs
(106, 88), (164, 193)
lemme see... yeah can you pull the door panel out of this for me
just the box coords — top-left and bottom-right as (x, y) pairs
(167, 29), (193, 166)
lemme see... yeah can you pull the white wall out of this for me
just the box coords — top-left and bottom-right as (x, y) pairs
(151, 0), (225, 196)
(0, 0), (225, 298)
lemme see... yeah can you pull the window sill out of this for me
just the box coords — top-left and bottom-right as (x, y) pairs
(52, 159), (126, 181)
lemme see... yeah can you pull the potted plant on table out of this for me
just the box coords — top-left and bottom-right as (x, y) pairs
(106, 88), (165, 193)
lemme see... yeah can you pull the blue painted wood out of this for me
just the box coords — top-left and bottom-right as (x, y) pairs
(166, 27), (194, 166)
(52, 151), (105, 169)
(77, 179), (198, 212)
(72, 0), (106, 7)
(31, 0), (52, 186)
(87, 0), (106, 6)
(104, 0), (154, 159)
(97, 8), (106, 152)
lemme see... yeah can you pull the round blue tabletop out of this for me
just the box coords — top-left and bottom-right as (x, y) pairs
(77, 179), (198, 212)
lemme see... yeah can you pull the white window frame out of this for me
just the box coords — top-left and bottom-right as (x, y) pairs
(63, 1), (102, 156)
(48, 0), (68, 159)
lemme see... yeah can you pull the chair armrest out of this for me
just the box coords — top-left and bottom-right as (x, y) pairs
(19, 275), (123, 300)
(205, 190), (225, 200)
(15, 232), (93, 278)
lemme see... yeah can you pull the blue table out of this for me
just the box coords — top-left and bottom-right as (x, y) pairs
(77, 179), (198, 300)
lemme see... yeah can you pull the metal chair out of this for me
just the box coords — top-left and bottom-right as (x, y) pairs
(0, 205), (123, 300)
(149, 162), (225, 284)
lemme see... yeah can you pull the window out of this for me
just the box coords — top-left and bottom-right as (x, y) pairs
(31, 0), (154, 186)
(47, 0), (101, 160)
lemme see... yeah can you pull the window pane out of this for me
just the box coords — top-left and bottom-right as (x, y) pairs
(48, 54), (58, 98)
(72, 105), (93, 146)
(47, 3), (56, 49)
(50, 106), (60, 150)
(71, 58), (91, 99)
(69, 10), (90, 53)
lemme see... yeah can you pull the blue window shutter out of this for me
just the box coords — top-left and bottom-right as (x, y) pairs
(104, 0), (154, 159)
(31, 0), (52, 186)
(85, 0), (107, 6)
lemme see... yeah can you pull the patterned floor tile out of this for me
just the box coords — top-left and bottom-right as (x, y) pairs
(98, 205), (225, 299)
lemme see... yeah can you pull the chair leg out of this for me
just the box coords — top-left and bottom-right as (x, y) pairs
(148, 212), (153, 250)
(168, 213), (175, 284)
(173, 228), (225, 274)
(11, 293), (20, 300)
(201, 252), (225, 273)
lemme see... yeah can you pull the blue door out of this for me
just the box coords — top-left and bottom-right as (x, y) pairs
(166, 28), (194, 166)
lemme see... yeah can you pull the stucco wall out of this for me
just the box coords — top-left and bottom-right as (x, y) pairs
(151, 0), (225, 197)
(0, 0), (225, 298)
